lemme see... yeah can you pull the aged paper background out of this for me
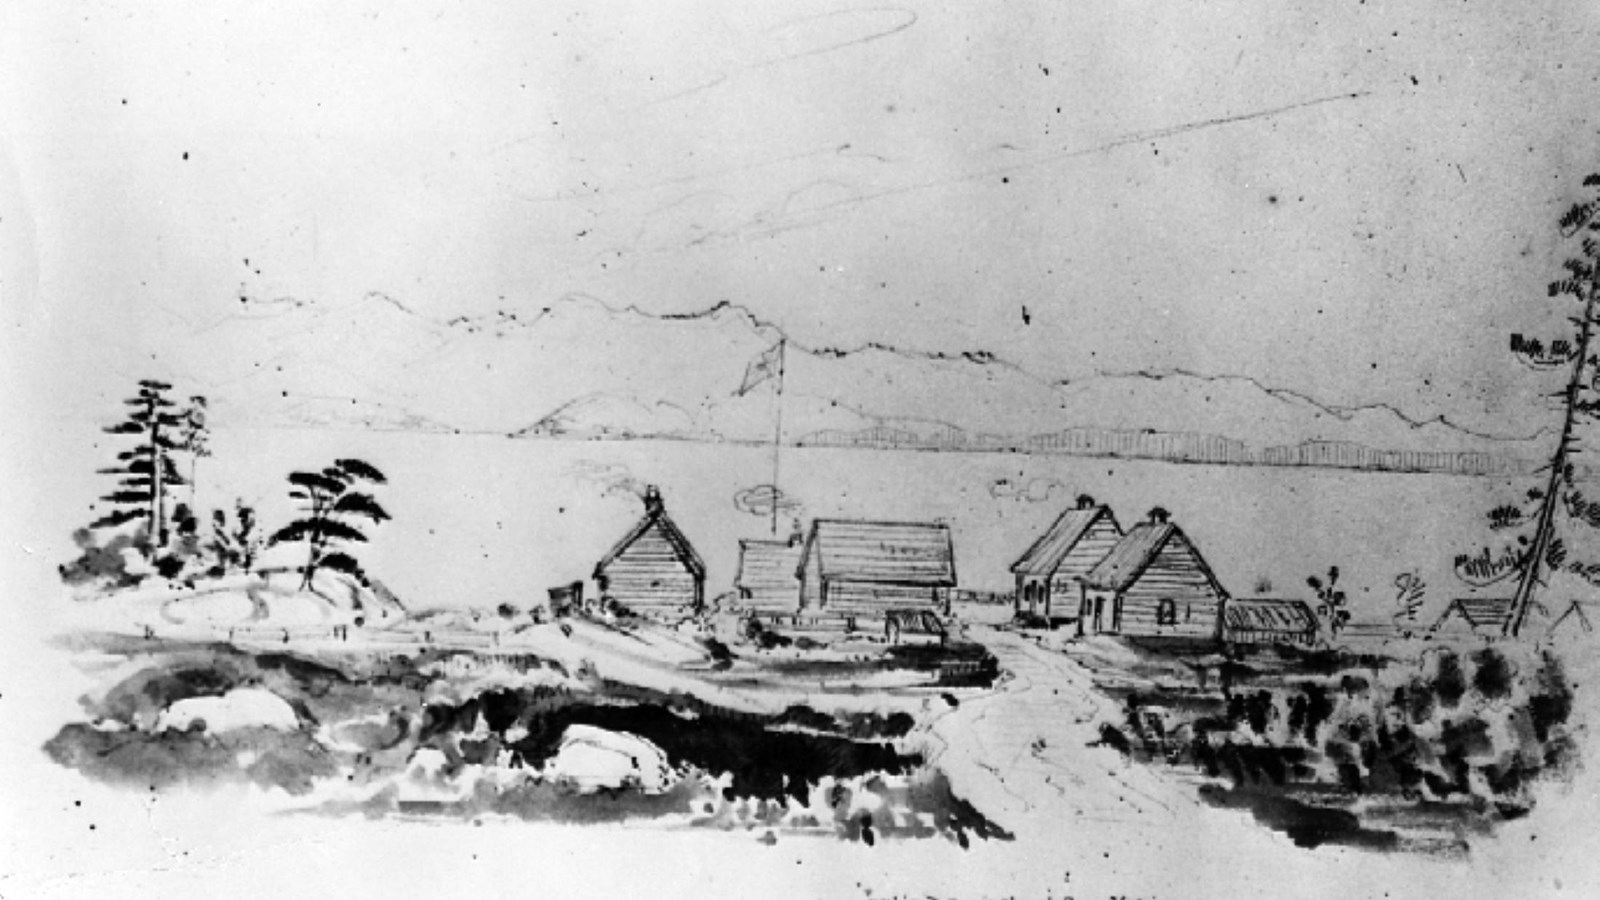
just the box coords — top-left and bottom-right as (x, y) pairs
(5, 2), (1600, 897)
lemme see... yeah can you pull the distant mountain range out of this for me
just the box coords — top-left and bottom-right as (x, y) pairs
(175, 292), (1548, 475)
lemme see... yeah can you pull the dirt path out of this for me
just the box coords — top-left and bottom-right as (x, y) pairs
(926, 626), (1202, 833)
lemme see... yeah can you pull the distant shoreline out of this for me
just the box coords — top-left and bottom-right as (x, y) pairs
(206, 422), (1554, 481)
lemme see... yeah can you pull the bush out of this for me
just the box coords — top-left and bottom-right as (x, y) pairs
(1121, 646), (1577, 814)
(59, 526), (148, 590)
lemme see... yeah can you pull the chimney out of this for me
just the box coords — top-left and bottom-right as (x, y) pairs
(1076, 494), (1096, 510)
(1147, 506), (1170, 525)
(643, 485), (664, 516)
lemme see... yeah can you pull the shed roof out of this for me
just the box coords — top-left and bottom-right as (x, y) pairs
(736, 538), (803, 592)
(1224, 598), (1318, 635)
(799, 519), (956, 586)
(1436, 597), (1515, 629)
(1083, 522), (1225, 595)
(593, 506), (705, 580)
(1010, 505), (1118, 577)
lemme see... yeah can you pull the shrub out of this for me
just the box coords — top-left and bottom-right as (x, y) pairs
(59, 526), (148, 590)
(1119, 646), (1577, 816)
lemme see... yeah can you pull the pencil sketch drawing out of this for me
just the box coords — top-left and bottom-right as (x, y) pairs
(4, 3), (1600, 898)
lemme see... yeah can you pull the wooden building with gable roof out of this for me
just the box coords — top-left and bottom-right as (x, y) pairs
(1009, 494), (1122, 619)
(1080, 507), (1228, 640)
(593, 486), (706, 620)
(796, 519), (956, 629)
(734, 533), (804, 621)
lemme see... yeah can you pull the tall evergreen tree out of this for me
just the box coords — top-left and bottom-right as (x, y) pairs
(267, 458), (389, 589)
(94, 379), (189, 553)
(1500, 174), (1600, 637)
(179, 395), (210, 508)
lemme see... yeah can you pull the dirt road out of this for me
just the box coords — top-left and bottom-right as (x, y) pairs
(926, 626), (1202, 833)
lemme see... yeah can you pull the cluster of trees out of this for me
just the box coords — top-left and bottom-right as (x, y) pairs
(61, 378), (390, 594)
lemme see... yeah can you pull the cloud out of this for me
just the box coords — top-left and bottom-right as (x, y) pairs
(568, 460), (649, 500)
(733, 484), (804, 519)
(987, 477), (1070, 504)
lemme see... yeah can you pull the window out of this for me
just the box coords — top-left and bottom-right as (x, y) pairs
(1156, 598), (1178, 626)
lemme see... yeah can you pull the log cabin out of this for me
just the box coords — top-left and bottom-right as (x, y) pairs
(796, 519), (955, 632)
(592, 486), (705, 620)
(734, 533), (804, 623)
(1009, 494), (1122, 619)
(1079, 507), (1228, 640)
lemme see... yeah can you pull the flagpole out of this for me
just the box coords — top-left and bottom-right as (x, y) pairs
(770, 339), (786, 536)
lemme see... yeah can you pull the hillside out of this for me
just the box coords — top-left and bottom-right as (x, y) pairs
(166, 293), (1544, 470)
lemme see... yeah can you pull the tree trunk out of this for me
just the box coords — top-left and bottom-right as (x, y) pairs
(146, 395), (166, 552)
(1506, 271), (1600, 638)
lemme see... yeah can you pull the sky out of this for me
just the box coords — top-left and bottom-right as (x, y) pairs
(4, 0), (1600, 435)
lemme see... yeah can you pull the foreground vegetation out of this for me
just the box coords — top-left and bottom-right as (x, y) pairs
(1092, 640), (1578, 852)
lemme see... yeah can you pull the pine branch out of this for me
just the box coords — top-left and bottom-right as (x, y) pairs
(317, 552), (366, 581)
(331, 491), (390, 522)
(90, 508), (145, 529)
(268, 519), (319, 545)
(288, 471), (347, 497)
(335, 458), (387, 485)
(316, 519), (371, 545)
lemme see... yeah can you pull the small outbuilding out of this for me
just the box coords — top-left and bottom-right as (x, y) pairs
(1223, 598), (1318, 646)
(884, 608), (948, 645)
(1079, 508), (1228, 640)
(796, 519), (956, 630)
(593, 486), (706, 620)
(1547, 600), (1599, 638)
(1432, 597), (1522, 635)
(1009, 494), (1122, 619)
(734, 533), (804, 622)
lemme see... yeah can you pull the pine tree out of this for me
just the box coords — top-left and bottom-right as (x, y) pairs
(1501, 173), (1600, 637)
(179, 395), (210, 508)
(94, 379), (189, 554)
(267, 458), (389, 589)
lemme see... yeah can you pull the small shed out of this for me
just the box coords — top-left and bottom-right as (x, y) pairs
(1547, 600), (1599, 637)
(593, 486), (706, 620)
(1009, 494), (1122, 618)
(884, 609), (948, 645)
(1432, 597), (1527, 635)
(734, 534), (804, 621)
(1223, 598), (1318, 646)
(1080, 508), (1228, 640)
(545, 581), (584, 618)
(797, 519), (956, 628)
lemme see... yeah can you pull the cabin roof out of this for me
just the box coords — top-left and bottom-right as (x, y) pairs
(1082, 522), (1225, 595)
(1224, 598), (1318, 635)
(799, 519), (956, 586)
(736, 538), (803, 592)
(1010, 506), (1118, 577)
(593, 507), (705, 580)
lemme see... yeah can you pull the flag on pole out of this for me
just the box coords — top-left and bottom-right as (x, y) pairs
(736, 341), (784, 396)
